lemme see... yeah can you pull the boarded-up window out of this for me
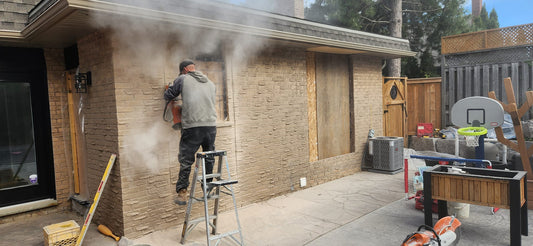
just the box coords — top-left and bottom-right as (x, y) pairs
(315, 53), (351, 159)
(194, 54), (229, 121)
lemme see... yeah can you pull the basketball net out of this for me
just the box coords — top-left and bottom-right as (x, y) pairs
(457, 126), (487, 147)
(465, 134), (480, 147)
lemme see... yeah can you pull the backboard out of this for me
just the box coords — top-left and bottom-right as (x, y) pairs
(451, 96), (504, 129)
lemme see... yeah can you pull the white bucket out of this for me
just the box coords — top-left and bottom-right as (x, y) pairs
(447, 201), (470, 219)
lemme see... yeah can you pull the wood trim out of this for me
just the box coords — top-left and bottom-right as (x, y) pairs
(306, 52), (318, 162)
(66, 72), (80, 194)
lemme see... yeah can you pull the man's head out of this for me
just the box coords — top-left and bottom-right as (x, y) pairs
(179, 60), (195, 74)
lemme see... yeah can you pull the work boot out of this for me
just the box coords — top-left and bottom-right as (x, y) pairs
(174, 189), (188, 205)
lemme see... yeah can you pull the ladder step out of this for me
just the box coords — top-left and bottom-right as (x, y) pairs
(196, 173), (221, 181)
(209, 230), (241, 241)
(209, 180), (238, 186)
(191, 195), (220, 203)
(188, 214), (218, 225)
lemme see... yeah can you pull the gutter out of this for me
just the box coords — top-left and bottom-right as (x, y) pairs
(0, 30), (23, 41)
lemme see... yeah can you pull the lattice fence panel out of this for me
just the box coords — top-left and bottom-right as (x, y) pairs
(442, 23), (533, 54)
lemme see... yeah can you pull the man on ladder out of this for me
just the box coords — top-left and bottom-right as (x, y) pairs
(164, 59), (217, 205)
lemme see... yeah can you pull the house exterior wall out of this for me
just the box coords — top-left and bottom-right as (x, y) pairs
(108, 34), (384, 237)
(45, 48), (72, 211)
(0, 30), (385, 237)
(352, 55), (384, 140)
(0, 48), (73, 223)
(76, 31), (124, 232)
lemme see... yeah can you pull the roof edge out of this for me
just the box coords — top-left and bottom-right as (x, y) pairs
(2, 0), (414, 57)
(67, 0), (413, 57)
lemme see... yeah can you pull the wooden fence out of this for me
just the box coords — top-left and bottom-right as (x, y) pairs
(407, 77), (441, 136)
(441, 23), (533, 127)
(441, 62), (533, 126)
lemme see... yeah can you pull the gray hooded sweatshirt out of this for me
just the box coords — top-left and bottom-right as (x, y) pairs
(164, 71), (217, 129)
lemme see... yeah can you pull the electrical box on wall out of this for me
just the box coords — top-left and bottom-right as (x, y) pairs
(300, 177), (307, 187)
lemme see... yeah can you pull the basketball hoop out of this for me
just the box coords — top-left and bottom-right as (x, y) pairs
(457, 126), (487, 147)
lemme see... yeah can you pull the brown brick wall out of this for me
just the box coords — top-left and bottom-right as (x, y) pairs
(230, 45), (309, 203)
(45, 48), (74, 210)
(109, 38), (385, 238)
(352, 55), (384, 139)
(2, 30), (384, 237)
(76, 31), (123, 233)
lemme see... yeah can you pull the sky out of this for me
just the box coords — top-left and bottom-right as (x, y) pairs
(466, 0), (533, 27)
(297, 0), (532, 28)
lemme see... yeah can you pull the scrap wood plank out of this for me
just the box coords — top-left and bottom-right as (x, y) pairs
(75, 154), (117, 246)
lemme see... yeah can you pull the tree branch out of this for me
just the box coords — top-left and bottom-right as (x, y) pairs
(403, 8), (443, 13)
(360, 16), (390, 24)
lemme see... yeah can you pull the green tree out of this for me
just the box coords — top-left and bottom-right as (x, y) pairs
(471, 5), (499, 30)
(487, 8), (499, 29)
(305, 0), (499, 78)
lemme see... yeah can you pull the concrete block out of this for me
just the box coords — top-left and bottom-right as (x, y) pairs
(409, 136), (436, 151)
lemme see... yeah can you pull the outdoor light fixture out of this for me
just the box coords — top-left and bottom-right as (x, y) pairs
(74, 71), (91, 93)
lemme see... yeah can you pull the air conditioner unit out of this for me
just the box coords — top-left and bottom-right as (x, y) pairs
(370, 136), (404, 174)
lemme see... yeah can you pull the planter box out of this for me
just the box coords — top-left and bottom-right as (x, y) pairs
(428, 166), (526, 208)
(423, 165), (528, 246)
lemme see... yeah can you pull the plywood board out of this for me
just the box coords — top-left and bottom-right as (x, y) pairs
(315, 53), (350, 159)
(306, 52), (318, 162)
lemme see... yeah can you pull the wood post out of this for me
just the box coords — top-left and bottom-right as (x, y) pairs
(66, 72), (80, 194)
(489, 77), (533, 209)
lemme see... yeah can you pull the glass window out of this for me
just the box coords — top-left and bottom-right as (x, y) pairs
(0, 82), (38, 190)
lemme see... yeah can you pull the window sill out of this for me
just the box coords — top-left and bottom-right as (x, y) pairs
(0, 199), (57, 217)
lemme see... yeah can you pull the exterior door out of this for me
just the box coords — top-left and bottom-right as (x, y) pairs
(0, 47), (55, 207)
(383, 77), (407, 139)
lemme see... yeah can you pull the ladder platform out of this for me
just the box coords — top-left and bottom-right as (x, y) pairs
(196, 150), (227, 158)
(209, 180), (238, 186)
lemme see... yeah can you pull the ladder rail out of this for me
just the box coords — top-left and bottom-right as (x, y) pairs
(211, 154), (224, 235)
(180, 150), (243, 246)
(224, 154), (244, 245)
(201, 157), (212, 246)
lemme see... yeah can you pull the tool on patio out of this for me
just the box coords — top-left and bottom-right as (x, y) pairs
(180, 150), (243, 246)
(402, 215), (461, 246)
(75, 154), (117, 246)
(97, 224), (120, 241)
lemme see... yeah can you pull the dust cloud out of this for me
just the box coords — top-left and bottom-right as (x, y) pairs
(88, 0), (280, 173)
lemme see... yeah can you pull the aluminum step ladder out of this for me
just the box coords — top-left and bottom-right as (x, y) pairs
(180, 150), (243, 245)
